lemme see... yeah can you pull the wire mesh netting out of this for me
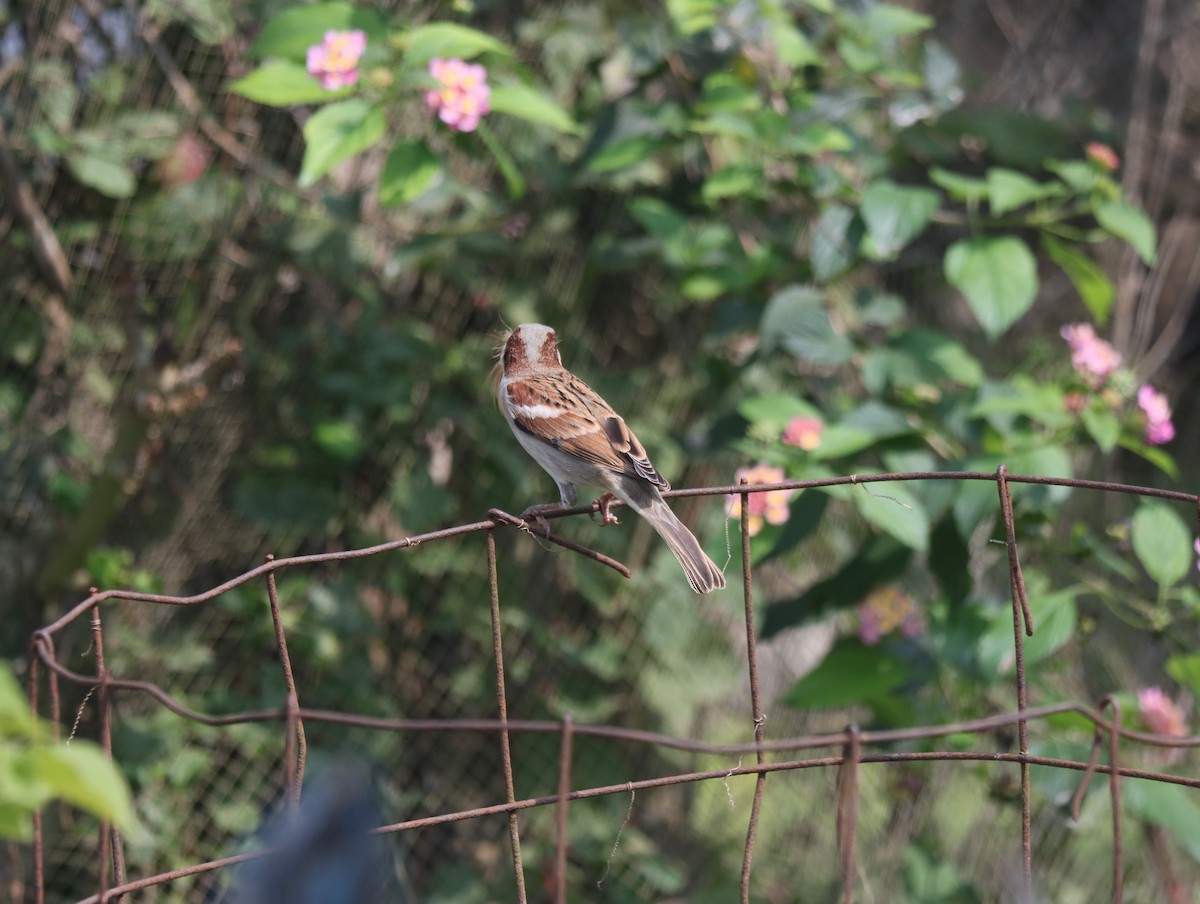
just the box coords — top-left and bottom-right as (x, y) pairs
(23, 473), (1200, 903)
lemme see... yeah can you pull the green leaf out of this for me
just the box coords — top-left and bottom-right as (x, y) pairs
(760, 285), (853, 365)
(1080, 405), (1120, 452)
(251, 3), (387, 60)
(667, 0), (720, 35)
(1166, 654), (1200, 700)
(585, 136), (662, 174)
(695, 73), (761, 116)
(66, 153), (136, 198)
(780, 123), (853, 155)
(489, 83), (580, 135)
(784, 640), (913, 709)
(402, 22), (512, 65)
(770, 23), (822, 67)
(862, 4), (934, 39)
(146, 0), (235, 44)
(1041, 235), (1114, 324)
(379, 140), (441, 206)
(859, 180), (939, 259)
(929, 167), (988, 204)
(0, 665), (41, 740)
(861, 329), (984, 394)
(314, 420), (363, 461)
(1095, 200), (1156, 266)
(1047, 160), (1099, 193)
(1132, 500), (1192, 589)
(477, 123), (526, 200)
(978, 589), (1076, 674)
(1125, 780), (1200, 863)
(1020, 589), (1077, 664)
(230, 61), (352, 106)
(628, 197), (686, 241)
(944, 236), (1037, 338)
(809, 204), (861, 282)
(298, 99), (386, 187)
(986, 167), (1058, 215)
(104, 111), (182, 160)
(702, 165), (762, 203)
(738, 393), (816, 433)
(1117, 435), (1178, 479)
(35, 743), (138, 832)
(854, 482), (929, 553)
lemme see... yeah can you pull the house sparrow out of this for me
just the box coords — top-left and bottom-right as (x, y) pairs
(497, 323), (725, 594)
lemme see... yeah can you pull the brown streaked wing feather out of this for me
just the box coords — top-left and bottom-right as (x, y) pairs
(505, 378), (628, 472)
(561, 377), (669, 489)
(600, 415), (669, 489)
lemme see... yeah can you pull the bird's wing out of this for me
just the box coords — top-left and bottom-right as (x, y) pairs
(504, 374), (669, 489)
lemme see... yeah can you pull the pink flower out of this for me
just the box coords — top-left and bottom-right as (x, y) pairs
(1195, 537), (1200, 573)
(424, 58), (490, 132)
(782, 416), (823, 451)
(1086, 142), (1120, 171)
(726, 464), (790, 536)
(1060, 323), (1122, 383)
(306, 30), (367, 90)
(1139, 686), (1188, 764)
(857, 586), (923, 646)
(1137, 384), (1175, 445)
(155, 132), (210, 189)
(1139, 687), (1188, 736)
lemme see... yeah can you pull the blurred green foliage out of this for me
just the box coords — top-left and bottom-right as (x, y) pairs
(4, 0), (1198, 900)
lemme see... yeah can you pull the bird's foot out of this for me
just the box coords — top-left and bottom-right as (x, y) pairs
(590, 493), (620, 526)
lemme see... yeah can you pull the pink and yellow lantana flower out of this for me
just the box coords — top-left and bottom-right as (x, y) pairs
(424, 58), (491, 132)
(726, 464), (791, 536)
(306, 30), (367, 90)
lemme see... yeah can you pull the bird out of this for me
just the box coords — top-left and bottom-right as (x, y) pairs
(496, 323), (725, 594)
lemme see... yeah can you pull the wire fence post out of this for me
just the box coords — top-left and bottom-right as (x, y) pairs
(89, 602), (126, 900)
(738, 479), (767, 904)
(265, 561), (306, 811)
(487, 529), (528, 903)
(996, 466), (1034, 897)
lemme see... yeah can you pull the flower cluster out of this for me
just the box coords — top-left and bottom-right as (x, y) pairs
(1136, 384), (1175, 445)
(726, 464), (791, 536)
(1060, 323), (1122, 383)
(782, 416), (823, 451)
(424, 58), (490, 132)
(1138, 686), (1188, 763)
(306, 30), (366, 90)
(1085, 141), (1120, 171)
(857, 586), (923, 645)
(1060, 322), (1175, 447)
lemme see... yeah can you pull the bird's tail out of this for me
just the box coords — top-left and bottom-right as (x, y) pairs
(621, 481), (725, 594)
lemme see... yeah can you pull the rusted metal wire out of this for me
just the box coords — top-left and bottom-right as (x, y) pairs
(837, 724), (861, 904)
(487, 530), (528, 903)
(89, 604), (124, 901)
(266, 562), (306, 812)
(555, 714), (575, 904)
(996, 466), (1033, 898)
(22, 472), (1200, 904)
(737, 480), (767, 904)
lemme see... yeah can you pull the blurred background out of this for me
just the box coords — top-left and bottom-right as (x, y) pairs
(2, 0), (1199, 901)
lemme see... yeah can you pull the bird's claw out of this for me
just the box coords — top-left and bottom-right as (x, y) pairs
(591, 493), (620, 526)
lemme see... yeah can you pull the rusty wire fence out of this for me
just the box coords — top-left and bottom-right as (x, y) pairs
(24, 469), (1200, 904)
